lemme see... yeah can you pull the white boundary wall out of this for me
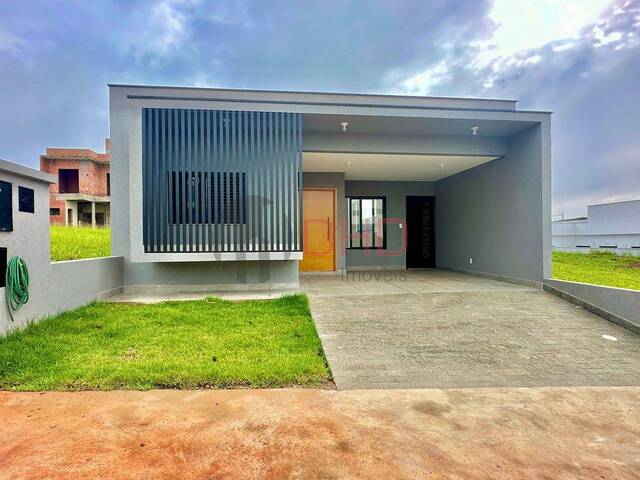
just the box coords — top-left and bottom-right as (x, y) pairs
(0, 160), (123, 336)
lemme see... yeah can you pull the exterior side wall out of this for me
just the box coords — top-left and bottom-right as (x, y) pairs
(121, 261), (298, 293)
(345, 181), (435, 269)
(435, 124), (546, 283)
(544, 279), (640, 334)
(0, 167), (123, 336)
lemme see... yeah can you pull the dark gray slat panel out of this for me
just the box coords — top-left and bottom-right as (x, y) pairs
(251, 111), (259, 252)
(273, 111), (280, 251)
(212, 110), (219, 251)
(167, 109), (175, 252)
(143, 108), (302, 253)
(179, 109), (186, 252)
(153, 108), (160, 252)
(298, 113), (303, 252)
(279, 112), (286, 251)
(189, 109), (195, 252)
(224, 110), (230, 252)
(230, 110), (238, 251)
(268, 111), (275, 251)
(285, 112), (292, 251)
(142, 109), (149, 251)
(241, 111), (247, 251)
(159, 109), (166, 251)
(199, 109), (205, 252)
(205, 110), (212, 252)
(259, 111), (266, 251)
(291, 111), (297, 251)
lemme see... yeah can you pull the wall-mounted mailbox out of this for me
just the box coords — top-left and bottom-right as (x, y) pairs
(0, 180), (12, 231)
(18, 186), (34, 213)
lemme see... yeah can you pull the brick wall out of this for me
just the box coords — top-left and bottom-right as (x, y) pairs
(40, 146), (110, 225)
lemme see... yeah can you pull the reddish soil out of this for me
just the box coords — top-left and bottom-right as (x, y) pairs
(2, 387), (640, 479)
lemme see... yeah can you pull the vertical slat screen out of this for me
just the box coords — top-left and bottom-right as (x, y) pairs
(142, 108), (302, 253)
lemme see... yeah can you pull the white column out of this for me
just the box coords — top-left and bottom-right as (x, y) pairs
(91, 201), (96, 228)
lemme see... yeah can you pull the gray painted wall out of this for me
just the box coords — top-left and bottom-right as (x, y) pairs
(345, 181), (435, 269)
(544, 278), (640, 334)
(0, 166), (124, 336)
(122, 260), (298, 293)
(435, 124), (546, 283)
(304, 133), (506, 156)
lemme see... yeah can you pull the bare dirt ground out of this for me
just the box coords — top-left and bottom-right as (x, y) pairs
(2, 387), (640, 479)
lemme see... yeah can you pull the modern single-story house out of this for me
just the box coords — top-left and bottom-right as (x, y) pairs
(109, 85), (551, 293)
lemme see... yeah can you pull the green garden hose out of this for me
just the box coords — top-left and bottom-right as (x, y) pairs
(5, 256), (29, 322)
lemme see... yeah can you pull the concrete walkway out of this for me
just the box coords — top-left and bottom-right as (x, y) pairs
(2, 387), (639, 479)
(302, 270), (640, 390)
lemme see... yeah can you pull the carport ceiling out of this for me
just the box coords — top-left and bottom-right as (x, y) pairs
(303, 152), (500, 181)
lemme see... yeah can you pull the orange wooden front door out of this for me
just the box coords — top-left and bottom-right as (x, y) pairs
(300, 189), (335, 272)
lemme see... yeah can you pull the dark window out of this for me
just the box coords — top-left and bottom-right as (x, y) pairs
(50, 207), (61, 216)
(107, 173), (110, 196)
(0, 180), (12, 231)
(18, 186), (34, 213)
(58, 169), (79, 193)
(169, 171), (246, 225)
(347, 197), (386, 249)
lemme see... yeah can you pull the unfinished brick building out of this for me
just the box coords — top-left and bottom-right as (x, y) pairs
(40, 139), (110, 226)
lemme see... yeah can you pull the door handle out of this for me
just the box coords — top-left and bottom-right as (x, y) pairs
(327, 217), (331, 241)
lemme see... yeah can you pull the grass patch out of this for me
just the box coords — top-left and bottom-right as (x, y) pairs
(50, 225), (110, 261)
(553, 251), (640, 291)
(0, 294), (332, 391)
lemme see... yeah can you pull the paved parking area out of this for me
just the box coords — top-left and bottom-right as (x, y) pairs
(302, 270), (640, 389)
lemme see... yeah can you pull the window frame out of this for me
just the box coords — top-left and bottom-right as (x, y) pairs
(346, 196), (387, 250)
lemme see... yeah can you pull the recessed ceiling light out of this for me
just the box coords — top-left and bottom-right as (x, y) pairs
(439, 163), (445, 170)
(340, 121), (349, 132)
(471, 126), (480, 136)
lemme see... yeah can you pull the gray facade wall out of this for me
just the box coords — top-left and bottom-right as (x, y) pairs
(435, 124), (547, 283)
(110, 88), (301, 291)
(345, 181), (435, 269)
(122, 260), (298, 293)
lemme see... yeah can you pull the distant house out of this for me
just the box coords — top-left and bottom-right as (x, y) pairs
(39, 139), (111, 227)
(553, 199), (640, 255)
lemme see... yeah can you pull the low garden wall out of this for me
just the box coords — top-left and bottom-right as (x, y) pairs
(0, 256), (123, 336)
(544, 278), (640, 334)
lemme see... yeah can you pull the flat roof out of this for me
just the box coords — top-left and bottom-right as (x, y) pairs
(109, 83), (551, 114)
(0, 158), (56, 184)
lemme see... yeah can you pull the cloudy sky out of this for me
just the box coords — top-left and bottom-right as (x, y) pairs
(1, 0), (638, 217)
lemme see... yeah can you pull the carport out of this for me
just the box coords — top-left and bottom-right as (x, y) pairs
(302, 270), (640, 390)
(300, 104), (551, 284)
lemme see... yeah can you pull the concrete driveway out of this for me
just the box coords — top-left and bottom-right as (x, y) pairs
(302, 270), (640, 390)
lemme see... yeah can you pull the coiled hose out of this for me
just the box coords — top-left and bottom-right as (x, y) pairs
(5, 256), (29, 322)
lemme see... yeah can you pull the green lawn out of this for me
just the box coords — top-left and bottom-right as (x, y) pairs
(552, 251), (640, 291)
(50, 225), (110, 261)
(0, 295), (332, 391)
